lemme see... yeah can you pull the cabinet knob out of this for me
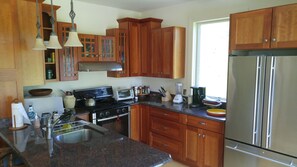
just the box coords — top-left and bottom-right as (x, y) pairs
(162, 126), (168, 130)
(264, 39), (268, 43)
(198, 134), (201, 137)
(202, 134), (205, 138)
(199, 122), (206, 126)
(272, 38), (277, 42)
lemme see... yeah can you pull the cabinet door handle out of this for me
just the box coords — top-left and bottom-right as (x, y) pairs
(199, 122), (206, 126)
(272, 38), (277, 42)
(202, 134), (205, 138)
(163, 113), (168, 116)
(162, 126), (168, 130)
(264, 39), (268, 43)
(198, 134), (201, 137)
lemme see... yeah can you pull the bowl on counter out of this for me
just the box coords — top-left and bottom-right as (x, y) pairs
(29, 88), (52, 96)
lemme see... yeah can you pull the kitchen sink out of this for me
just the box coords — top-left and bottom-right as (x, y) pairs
(53, 120), (107, 144)
(55, 128), (94, 144)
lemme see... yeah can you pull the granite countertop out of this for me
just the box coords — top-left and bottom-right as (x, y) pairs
(0, 123), (171, 167)
(124, 100), (226, 122)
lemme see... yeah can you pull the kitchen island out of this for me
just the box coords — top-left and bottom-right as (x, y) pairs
(0, 121), (171, 167)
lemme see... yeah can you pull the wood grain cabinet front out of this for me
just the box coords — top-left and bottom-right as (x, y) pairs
(77, 34), (99, 62)
(230, 3), (297, 51)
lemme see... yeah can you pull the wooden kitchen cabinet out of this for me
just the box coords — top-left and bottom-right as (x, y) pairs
(229, 3), (297, 51)
(57, 22), (78, 81)
(98, 36), (116, 62)
(42, 4), (60, 82)
(106, 28), (129, 77)
(130, 104), (140, 141)
(117, 18), (141, 76)
(139, 18), (163, 76)
(184, 115), (224, 167)
(140, 105), (150, 144)
(149, 106), (186, 161)
(77, 34), (99, 62)
(0, 0), (24, 118)
(151, 27), (185, 79)
(20, 0), (45, 86)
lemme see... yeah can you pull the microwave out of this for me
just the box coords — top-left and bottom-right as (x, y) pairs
(114, 88), (134, 101)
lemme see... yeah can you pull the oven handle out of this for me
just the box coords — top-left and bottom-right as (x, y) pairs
(97, 113), (128, 122)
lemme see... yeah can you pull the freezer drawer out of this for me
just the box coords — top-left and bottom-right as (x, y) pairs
(224, 139), (297, 167)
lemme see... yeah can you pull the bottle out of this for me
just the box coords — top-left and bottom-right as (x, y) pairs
(34, 114), (40, 128)
(27, 105), (36, 124)
(51, 52), (55, 63)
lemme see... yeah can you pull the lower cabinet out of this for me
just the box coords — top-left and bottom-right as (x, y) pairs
(185, 115), (224, 167)
(130, 104), (140, 141)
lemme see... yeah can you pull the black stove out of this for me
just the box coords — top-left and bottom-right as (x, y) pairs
(73, 86), (130, 137)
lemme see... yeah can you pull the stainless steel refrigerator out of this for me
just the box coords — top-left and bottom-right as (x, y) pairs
(225, 52), (297, 167)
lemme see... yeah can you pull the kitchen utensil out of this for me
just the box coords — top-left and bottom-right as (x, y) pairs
(84, 98), (95, 107)
(159, 89), (166, 97)
(173, 83), (183, 103)
(29, 89), (52, 96)
(161, 87), (166, 94)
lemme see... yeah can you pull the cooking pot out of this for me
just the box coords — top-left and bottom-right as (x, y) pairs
(85, 98), (95, 107)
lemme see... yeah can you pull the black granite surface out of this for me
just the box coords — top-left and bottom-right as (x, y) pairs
(0, 123), (171, 167)
(125, 100), (226, 122)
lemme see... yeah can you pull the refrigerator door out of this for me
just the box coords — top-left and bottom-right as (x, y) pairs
(226, 56), (265, 146)
(224, 139), (297, 167)
(262, 56), (297, 157)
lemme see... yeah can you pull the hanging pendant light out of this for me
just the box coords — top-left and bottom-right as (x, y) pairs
(47, 0), (62, 49)
(64, 0), (83, 47)
(33, 0), (46, 50)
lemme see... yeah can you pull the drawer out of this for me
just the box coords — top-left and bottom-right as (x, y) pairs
(150, 117), (184, 141)
(150, 132), (183, 161)
(150, 107), (180, 122)
(187, 115), (224, 134)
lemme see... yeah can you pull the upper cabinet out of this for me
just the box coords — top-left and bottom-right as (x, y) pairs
(57, 22), (78, 81)
(98, 36), (116, 62)
(42, 4), (60, 82)
(151, 27), (185, 79)
(117, 18), (141, 77)
(78, 34), (99, 62)
(230, 3), (297, 51)
(106, 28), (129, 77)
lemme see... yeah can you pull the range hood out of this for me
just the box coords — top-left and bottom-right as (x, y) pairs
(78, 62), (122, 72)
(230, 49), (297, 57)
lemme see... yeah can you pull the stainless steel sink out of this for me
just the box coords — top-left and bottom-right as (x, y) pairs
(55, 128), (93, 144)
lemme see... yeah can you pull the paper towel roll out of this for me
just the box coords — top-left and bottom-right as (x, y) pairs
(11, 102), (31, 128)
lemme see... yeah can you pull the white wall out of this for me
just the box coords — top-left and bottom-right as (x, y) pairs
(25, 0), (297, 97)
(141, 0), (297, 95)
(24, 0), (143, 96)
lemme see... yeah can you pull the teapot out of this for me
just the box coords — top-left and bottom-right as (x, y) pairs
(84, 98), (95, 107)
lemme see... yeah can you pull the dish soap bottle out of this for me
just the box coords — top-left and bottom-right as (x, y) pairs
(27, 105), (36, 124)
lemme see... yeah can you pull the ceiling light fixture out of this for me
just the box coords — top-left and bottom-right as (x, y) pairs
(47, 0), (62, 49)
(33, 0), (46, 50)
(64, 0), (83, 47)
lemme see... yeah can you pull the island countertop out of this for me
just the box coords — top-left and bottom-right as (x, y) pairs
(0, 123), (171, 167)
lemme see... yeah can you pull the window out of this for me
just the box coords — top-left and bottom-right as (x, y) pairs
(193, 19), (229, 101)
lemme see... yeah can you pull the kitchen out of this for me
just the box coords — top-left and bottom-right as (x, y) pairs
(1, 0), (297, 166)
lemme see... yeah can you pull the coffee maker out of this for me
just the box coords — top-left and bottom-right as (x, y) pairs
(190, 86), (206, 107)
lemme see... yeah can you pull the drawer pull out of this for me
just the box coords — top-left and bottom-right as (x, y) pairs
(199, 122), (206, 125)
(162, 126), (168, 130)
(202, 134), (205, 138)
(198, 134), (201, 137)
(163, 144), (169, 147)
(163, 113), (168, 116)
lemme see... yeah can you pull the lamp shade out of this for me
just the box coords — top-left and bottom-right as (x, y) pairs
(64, 31), (83, 47)
(33, 37), (46, 50)
(47, 35), (62, 49)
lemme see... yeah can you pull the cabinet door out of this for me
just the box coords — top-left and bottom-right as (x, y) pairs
(140, 105), (150, 144)
(128, 22), (141, 76)
(98, 36), (116, 62)
(0, 0), (23, 118)
(57, 22), (78, 81)
(185, 126), (199, 166)
(78, 34), (98, 62)
(140, 23), (150, 76)
(151, 28), (162, 77)
(229, 8), (272, 51)
(106, 28), (129, 77)
(161, 27), (174, 78)
(19, 1), (44, 86)
(271, 4), (297, 48)
(130, 105), (140, 141)
(200, 130), (224, 167)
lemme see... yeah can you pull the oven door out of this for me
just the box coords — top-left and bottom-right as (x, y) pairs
(97, 113), (129, 137)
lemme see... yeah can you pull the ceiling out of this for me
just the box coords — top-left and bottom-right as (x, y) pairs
(77, 0), (198, 12)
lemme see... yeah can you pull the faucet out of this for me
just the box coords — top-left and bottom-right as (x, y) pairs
(46, 109), (75, 139)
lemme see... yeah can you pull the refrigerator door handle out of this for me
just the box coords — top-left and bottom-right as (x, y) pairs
(252, 56), (263, 145)
(226, 141), (296, 167)
(266, 56), (276, 149)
